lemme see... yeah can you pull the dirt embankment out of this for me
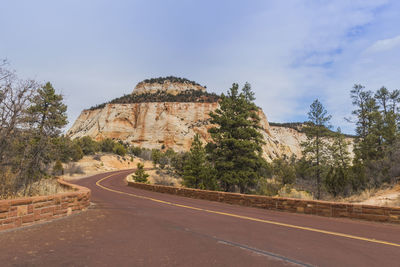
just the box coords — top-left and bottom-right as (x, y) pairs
(60, 153), (182, 186)
(60, 154), (153, 181)
(347, 184), (400, 207)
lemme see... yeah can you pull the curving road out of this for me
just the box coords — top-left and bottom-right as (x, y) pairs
(1, 170), (400, 266)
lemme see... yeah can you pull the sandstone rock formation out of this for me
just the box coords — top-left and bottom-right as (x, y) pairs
(68, 78), (347, 161)
(133, 77), (206, 95)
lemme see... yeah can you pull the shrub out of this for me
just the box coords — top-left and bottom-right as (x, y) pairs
(256, 178), (281, 196)
(100, 138), (115, 153)
(272, 158), (296, 185)
(153, 173), (175, 186)
(130, 146), (142, 156)
(113, 143), (127, 156)
(70, 143), (84, 161)
(52, 160), (64, 176)
(132, 163), (149, 183)
(74, 136), (99, 155)
(65, 163), (85, 176)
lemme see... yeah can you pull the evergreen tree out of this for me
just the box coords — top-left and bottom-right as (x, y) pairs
(301, 99), (331, 199)
(272, 158), (296, 185)
(325, 128), (351, 196)
(28, 82), (67, 137)
(350, 84), (382, 162)
(207, 83), (267, 193)
(183, 134), (217, 190)
(349, 85), (400, 188)
(375, 87), (398, 147)
(19, 82), (68, 191)
(132, 163), (149, 183)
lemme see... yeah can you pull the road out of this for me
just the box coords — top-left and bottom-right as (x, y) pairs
(0, 170), (399, 266)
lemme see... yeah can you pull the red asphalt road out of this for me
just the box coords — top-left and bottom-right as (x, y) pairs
(1, 170), (400, 266)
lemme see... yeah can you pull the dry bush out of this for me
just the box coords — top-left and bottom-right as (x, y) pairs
(1, 170), (70, 199)
(0, 168), (17, 199)
(394, 196), (400, 207)
(256, 178), (282, 196)
(277, 185), (313, 200)
(65, 162), (85, 176)
(139, 150), (152, 161)
(153, 173), (176, 186)
(21, 178), (69, 197)
(343, 188), (379, 203)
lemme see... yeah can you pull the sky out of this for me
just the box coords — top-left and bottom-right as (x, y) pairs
(1, 0), (400, 134)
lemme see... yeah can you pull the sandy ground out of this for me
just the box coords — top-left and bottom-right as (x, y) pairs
(60, 153), (182, 186)
(60, 154), (153, 181)
(126, 169), (182, 187)
(357, 184), (400, 207)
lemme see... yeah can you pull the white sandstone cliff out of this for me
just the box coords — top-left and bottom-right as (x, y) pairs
(67, 80), (350, 161)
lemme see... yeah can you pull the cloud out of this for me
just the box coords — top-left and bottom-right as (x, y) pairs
(365, 35), (400, 53)
(1, 0), (399, 135)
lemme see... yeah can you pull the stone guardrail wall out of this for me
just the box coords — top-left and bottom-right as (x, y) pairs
(0, 179), (91, 232)
(127, 181), (400, 224)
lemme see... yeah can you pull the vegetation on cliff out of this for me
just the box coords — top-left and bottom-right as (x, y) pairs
(88, 89), (220, 110)
(140, 76), (203, 87)
(269, 121), (355, 138)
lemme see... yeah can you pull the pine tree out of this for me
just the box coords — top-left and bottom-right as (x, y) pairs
(301, 99), (331, 199)
(132, 163), (149, 183)
(375, 87), (399, 147)
(28, 82), (68, 137)
(325, 128), (351, 196)
(19, 82), (68, 192)
(183, 134), (217, 190)
(350, 84), (382, 162)
(207, 83), (267, 193)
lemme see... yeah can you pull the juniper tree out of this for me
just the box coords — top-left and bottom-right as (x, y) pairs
(301, 99), (331, 199)
(207, 83), (267, 193)
(182, 134), (217, 190)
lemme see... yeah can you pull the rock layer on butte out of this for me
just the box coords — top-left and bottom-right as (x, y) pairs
(68, 77), (310, 161)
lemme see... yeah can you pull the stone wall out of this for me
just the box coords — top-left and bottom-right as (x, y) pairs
(0, 179), (91, 232)
(127, 181), (400, 224)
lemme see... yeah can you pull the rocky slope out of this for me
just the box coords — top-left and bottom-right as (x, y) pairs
(67, 78), (346, 161)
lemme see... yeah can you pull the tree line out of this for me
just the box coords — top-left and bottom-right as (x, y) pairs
(89, 89), (220, 110)
(180, 84), (400, 200)
(141, 76), (203, 87)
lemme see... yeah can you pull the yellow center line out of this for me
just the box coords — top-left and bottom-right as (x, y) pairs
(96, 171), (400, 248)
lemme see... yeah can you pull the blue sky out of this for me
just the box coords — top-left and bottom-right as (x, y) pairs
(1, 0), (400, 134)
